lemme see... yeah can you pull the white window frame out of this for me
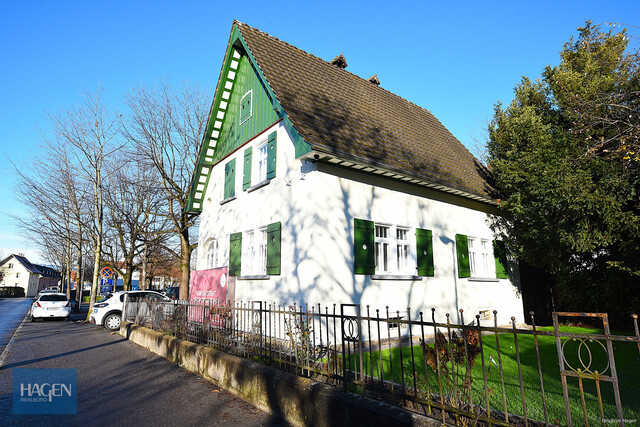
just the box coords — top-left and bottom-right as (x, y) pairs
(396, 227), (412, 274)
(243, 226), (268, 275)
(254, 139), (269, 185)
(375, 224), (391, 273)
(205, 239), (218, 269)
(468, 237), (496, 278)
(374, 223), (416, 275)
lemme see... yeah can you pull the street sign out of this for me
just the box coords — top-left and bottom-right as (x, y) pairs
(100, 267), (113, 279)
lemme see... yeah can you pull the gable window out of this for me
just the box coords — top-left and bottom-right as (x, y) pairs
(8, 263), (13, 269)
(239, 90), (253, 125)
(456, 234), (508, 279)
(229, 222), (281, 277)
(206, 239), (218, 269)
(16, 272), (20, 278)
(354, 219), (433, 277)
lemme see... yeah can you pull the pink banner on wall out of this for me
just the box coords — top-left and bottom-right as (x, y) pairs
(189, 267), (228, 303)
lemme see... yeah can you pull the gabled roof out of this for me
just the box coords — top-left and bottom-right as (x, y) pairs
(234, 22), (495, 202)
(187, 21), (496, 212)
(0, 254), (60, 277)
(1, 254), (40, 274)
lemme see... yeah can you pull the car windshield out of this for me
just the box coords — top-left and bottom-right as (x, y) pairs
(39, 295), (68, 302)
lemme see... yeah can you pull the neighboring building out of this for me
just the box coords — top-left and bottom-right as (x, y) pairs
(185, 21), (525, 324)
(0, 254), (61, 297)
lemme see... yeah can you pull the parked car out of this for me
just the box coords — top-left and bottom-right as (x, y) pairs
(32, 289), (58, 300)
(163, 286), (179, 300)
(90, 290), (171, 331)
(31, 293), (71, 321)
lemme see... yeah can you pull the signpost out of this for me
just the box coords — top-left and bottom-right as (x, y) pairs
(100, 267), (114, 293)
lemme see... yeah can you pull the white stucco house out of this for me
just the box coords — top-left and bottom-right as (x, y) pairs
(185, 21), (525, 324)
(0, 254), (61, 297)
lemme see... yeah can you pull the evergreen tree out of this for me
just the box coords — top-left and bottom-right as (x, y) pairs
(487, 22), (640, 323)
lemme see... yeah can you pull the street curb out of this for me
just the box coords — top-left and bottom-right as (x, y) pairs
(121, 320), (446, 427)
(0, 308), (30, 369)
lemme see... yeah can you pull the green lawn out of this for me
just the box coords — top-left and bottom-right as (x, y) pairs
(344, 326), (640, 424)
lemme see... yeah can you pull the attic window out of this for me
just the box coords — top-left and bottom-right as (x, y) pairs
(240, 90), (253, 125)
(330, 54), (348, 69)
(367, 75), (380, 86)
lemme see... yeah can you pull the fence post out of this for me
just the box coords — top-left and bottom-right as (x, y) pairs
(122, 293), (128, 324)
(203, 299), (208, 344)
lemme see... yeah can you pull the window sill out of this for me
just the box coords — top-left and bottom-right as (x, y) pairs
(467, 277), (501, 282)
(246, 179), (271, 193)
(219, 196), (237, 205)
(370, 274), (423, 281)
(237, 275), (270, 280)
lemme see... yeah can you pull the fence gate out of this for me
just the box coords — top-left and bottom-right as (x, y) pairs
(340, 304), (364, 389)
(553, 312), (625, 426)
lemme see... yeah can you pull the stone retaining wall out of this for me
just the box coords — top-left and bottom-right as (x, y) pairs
(120, 321), (444, 427)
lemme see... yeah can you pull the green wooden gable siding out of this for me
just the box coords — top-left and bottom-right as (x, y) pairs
(185, 24), (311, 214)
(211, 55), (279, 164)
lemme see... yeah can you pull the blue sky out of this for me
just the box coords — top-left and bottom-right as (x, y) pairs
(0, 0), (637, 262)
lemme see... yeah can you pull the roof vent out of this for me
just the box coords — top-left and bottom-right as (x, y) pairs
(367, 74), (380, 86)
(330, 53), (348, 69)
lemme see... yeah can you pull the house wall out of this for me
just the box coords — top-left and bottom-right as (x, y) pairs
(0, 257), (39, 297)
(198, 122), (525, 325)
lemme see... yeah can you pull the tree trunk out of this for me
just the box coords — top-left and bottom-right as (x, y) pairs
(76, 233), (83, 312)
(179, 228), (191, 300)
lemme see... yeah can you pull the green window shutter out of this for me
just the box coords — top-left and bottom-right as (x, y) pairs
(224, 158), (236, 199)
(240, 90), (252, 124)
(354, 219), (375, 275)
(493, 240), (508, 279)
(455, 234), (471, 278)
(243, 147), (252, 190)
(224, 161), (230, 199)
(229, 232), (242, 276)
(267, 131), (277, 179)
(416, 228), (434, 277)
(266, 222), (281, 275)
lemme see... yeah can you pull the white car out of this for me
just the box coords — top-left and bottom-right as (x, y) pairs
(31, 293), (71, 321)
(90, 290), (171, 331)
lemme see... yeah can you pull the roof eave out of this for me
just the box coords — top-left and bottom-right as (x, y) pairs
(299, 147), (498, 206)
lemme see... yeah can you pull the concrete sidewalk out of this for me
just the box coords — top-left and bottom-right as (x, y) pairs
(0, 311), (287, 426)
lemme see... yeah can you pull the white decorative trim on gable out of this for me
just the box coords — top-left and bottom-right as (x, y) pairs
(190, 49), (241, 209)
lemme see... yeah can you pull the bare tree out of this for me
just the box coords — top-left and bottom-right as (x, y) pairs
(11, 142), (87, 301)
(48, 89), (122, 315)
(124, 82), (209, 299)
(102, 148), (170, 291)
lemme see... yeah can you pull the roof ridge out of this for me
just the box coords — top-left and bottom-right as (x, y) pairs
(235, 22), (446, 120)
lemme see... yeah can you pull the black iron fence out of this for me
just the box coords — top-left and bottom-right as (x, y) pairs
(123, 296), (640, 426)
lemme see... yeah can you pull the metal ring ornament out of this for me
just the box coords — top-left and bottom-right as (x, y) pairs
(561, 337), (610, 375)
(252, 310), (261, 326)
(342, 317), (360, 342)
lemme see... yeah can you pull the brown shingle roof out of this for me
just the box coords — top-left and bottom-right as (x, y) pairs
(236, 22), (495, 200)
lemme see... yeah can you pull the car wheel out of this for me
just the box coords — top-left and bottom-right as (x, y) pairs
(31, 315), (35, 322)
(104, 313), (121, 331)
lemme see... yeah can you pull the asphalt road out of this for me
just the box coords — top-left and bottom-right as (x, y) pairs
(0, 298), (32, 354)
(0, 305), (288, 426)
